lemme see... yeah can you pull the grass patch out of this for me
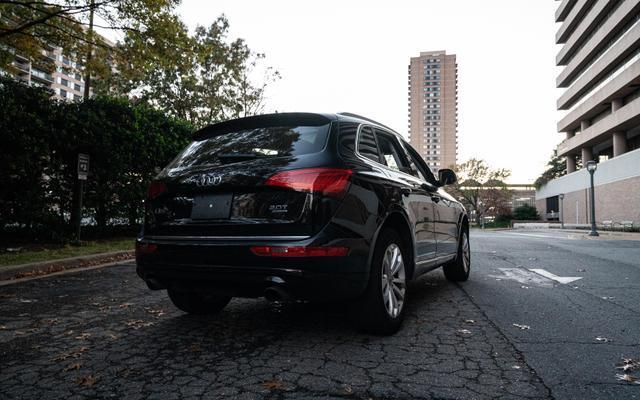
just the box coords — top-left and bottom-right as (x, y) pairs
(0, 238), (135, 267)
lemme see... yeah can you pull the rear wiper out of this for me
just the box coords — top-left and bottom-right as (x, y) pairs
(217, 153), (263, 163)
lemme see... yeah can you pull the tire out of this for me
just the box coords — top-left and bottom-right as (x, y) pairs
(355, 229), (408, 335)
(167, 289), (231, 315)
(443, 227), (470, 282)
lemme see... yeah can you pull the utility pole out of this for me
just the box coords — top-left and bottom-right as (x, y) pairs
(83, 0), (95, 100)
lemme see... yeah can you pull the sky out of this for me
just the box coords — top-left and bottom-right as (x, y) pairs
(176, 0), (563, 183)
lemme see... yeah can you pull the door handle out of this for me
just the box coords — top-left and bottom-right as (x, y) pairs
(401, 188), (412, 196)
(431, 195), (441, 203)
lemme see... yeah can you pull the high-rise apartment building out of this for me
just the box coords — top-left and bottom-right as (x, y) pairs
(408, 50), (458, 172)
(2, 36), (113, 102)
(535, 0), (640, 225)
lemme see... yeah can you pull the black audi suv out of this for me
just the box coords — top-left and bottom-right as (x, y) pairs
(136, 112), (470, 334)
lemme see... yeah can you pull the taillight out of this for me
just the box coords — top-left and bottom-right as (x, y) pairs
(250, 246), (349, 257)
(265, 168), (352, 197)
(147, 181), (167, 200)
(136, 242), (157, 255)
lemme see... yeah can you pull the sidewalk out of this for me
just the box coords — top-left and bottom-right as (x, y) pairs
(0, 250), (134, 281)
(564, 229), (640, 241)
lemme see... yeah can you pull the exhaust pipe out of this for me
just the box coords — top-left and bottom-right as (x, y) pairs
(264, 286), (290, 302)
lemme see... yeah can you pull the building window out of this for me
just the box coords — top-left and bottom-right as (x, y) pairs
(61, 78), (68, 87)
(60, 89), (67, 98)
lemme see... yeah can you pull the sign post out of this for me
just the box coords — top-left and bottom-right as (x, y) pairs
(77, 153), (89, 242)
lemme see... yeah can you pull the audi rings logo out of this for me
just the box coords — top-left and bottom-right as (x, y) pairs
(188, 174), (222, 187)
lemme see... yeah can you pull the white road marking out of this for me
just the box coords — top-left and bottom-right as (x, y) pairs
(488, 268), (554, 288)
(496, 232), (570, 240)
(528, 269), (583, 284)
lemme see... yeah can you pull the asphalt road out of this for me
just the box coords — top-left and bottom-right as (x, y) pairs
(1, 229), (639, 399)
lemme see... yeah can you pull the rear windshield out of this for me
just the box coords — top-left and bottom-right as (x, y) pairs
(166, 124), (330, 170)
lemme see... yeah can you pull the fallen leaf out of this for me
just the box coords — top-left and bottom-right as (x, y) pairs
(75, 333), (91, 340)
(577, 268), (586, 272)
(521, 285), (530, 289)
(596, 337), (612, 343)
(464, 319), (475, 324)
(262, 378), (283, 390)
(75, 374), (98, 387)
(125, 319), (154, 330)
(601, 296), (614, 300)
(616, 374), (640, 384)
(53, 347), (88, 362)
(616, 358), (640, 372)
(344, 385), (353, 394)
(63, 362), (82, 372)
(189, 344), (201, 353)
(512, 365), (521, 370)
(145, 308), (166, 317)
(0, 325), (6, 330)
(512, 324), (530, 330)
(118, 303), (133, 310)
(457, 329), (471, 335)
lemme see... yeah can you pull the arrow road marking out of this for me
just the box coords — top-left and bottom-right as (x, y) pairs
(488, 268), (554, 287)
(528, 269), (583, 284)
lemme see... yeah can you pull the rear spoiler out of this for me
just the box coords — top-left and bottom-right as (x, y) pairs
(194, 113), (335, 140)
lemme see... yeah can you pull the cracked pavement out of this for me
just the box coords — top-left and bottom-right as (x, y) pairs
(1, 229), (639, 399)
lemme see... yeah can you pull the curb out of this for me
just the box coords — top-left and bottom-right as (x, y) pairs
(0, 250), (135, 281)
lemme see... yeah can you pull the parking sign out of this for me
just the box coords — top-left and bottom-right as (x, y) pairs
(78, 153), (89, 180)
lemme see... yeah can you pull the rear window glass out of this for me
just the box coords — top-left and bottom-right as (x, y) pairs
(167, 125), (330, 170)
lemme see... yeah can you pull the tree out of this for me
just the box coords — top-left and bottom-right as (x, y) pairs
(0, 0), (179, 88)
(449, 159), (512, 223)
(111, 14), (280, 127)
(534, 149), (567, 189)
(513, 204), (540, 221)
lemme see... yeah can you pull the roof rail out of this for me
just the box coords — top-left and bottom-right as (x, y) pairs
(337, 112), (398, 134)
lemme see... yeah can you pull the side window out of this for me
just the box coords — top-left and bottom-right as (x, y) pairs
(403, 142), (438, 185)
(357, 126), (382, 162)
(375, 130), (411, 172)
(338, 121), (359, 158)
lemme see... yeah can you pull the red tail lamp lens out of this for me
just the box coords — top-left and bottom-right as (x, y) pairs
(250, 246), (349, 257)
(147, 181), (167, 200)
(136, 242), (157, 255)
(265, 168), (352, 197)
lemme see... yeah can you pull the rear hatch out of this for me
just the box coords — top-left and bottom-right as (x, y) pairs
(144, 114), (349, 239)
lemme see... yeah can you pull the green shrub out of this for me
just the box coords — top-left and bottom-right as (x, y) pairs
(513, 204), (540, 221)
(1, 77), (193, 241)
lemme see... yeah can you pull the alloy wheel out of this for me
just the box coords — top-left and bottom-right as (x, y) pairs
(381, 243), (406, 318)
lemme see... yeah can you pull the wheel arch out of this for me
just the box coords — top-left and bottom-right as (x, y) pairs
(369, 210), (416, 280)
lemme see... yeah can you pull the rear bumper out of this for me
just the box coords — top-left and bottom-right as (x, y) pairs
(135, 234), (371, 301)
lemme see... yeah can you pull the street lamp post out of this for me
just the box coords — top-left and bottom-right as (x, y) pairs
(559, 193), (565, 229)
(586, 161), (599, 237)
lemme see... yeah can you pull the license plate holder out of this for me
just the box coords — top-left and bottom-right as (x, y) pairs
(190, 194), (233, 220)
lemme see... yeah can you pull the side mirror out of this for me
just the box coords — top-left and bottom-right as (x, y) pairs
(437, 169), (457, 186)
